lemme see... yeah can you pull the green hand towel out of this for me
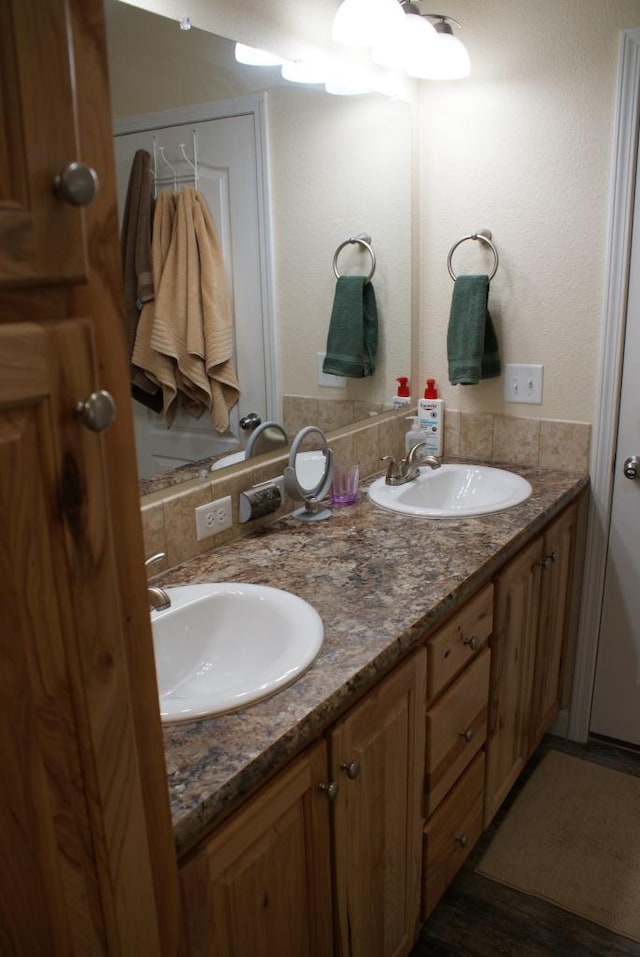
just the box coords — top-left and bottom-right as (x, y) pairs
(447, 274), (501, 385)
(322, 275), (378, 378)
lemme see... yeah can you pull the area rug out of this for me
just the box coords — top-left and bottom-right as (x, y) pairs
(476, 749), (640, 942)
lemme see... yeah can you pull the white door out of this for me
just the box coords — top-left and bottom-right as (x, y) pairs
(113, 97), (276, 478)
(590, 129), (640, 747)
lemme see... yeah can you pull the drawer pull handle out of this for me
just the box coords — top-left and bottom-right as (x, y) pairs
(459, 727), (475, 744)
(340, 760), (361, 780)
(318, 781), (339, 801)
(462, 635), (480, 651)
(455, 833), (469, 848)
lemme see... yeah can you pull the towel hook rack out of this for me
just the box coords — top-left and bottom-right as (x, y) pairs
(333, 234), (376, 281)
(447, 229), (499, 281)
(151, 132), (199, 195)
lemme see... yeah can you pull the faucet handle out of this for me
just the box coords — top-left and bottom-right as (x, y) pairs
(145, 551), (166, 572)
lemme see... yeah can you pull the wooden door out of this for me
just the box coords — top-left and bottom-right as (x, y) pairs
(529, 505), (577, 753)
(484, 536), (543, 827)
(0, 0), (88, 284)
(179, 741), (334, 957)
(0, 0), (180, 952)
(330, 650), (426, 957)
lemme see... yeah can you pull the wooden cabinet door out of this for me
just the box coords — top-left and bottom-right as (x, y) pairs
(0, 0), (88, 285)
(0, 0), (181, 951)
(0, 320), (161, 953)
(484, 536), (543, 827)
(330, 649), (427, 957)
(179, 741), (334, 957)
(528, 504), (577, 753)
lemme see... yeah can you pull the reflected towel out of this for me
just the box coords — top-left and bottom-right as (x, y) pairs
(322, 276), (378, 378)
(120, 148), (162, 408)
(447, 274), (501, 385)
(132, 188), (240, 430)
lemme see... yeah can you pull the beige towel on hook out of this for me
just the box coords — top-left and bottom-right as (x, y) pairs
(133, 187), (240, 430)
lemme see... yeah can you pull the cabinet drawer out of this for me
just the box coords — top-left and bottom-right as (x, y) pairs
(426, 647), (490, 815)
(422, 750), (485, 920)
(427, 584), (493, 702)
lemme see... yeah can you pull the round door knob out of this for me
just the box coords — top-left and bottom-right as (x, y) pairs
(75, 390), (116, 431)
(53, 162), (99, 207)
(623, 456), (640, 480)
(239, 412), (262, 432)
(318, 780), (339, 801)
(340, 760), (361, 780)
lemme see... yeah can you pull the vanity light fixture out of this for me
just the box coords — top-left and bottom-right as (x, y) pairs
(234, 42), (283, 66)
(332, 0), (471, 80)
(332, 0), (405, 49)
(407, 13), (471, 79)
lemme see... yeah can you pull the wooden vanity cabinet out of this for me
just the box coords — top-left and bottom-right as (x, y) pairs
(420, 584), (493, 920)
(180, 740), (334, 957)
(484, 503), (578, 827)
(330, 649), (426, 957)
(179, 649), (426, 957)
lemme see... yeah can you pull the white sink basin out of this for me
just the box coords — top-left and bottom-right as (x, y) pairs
(151, 583), (324, 723)
(368, 464), (532, 518)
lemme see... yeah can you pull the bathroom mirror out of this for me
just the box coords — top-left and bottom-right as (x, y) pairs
(105, 1), (413, 494)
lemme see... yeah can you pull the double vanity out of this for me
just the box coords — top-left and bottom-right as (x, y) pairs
(154, 459), (587, 955)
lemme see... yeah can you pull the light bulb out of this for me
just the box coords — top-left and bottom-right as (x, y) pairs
(372, 13), (436, 69)
(281, 59), (327, 84)
(408, 30), (470, 79)
(235, 43), (283, 67)
(332, 0), (405, 49)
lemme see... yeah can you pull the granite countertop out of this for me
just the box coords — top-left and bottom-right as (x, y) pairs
(157, 463), (588, 858)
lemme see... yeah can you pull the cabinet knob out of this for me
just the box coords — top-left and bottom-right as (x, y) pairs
(538, 556), (552, 569)
(318, 780), (339, 801)
(459, 727), (475, 744)
(340, 760), (361, 780)
(53, 162), (99, 207)
(455, 833), (469, 848)
(462, 635), (480, 651)
(75, 390), (116, 432)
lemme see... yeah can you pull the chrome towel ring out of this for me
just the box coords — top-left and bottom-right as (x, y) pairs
(333, 234), (376, 281)
(447, 230), (499, 281)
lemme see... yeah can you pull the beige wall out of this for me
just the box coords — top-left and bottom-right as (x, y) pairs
(416, 0), (639, 422)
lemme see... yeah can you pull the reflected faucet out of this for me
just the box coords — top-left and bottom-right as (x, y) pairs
(245, 421), (289, 459)
(381, 442), (441, 486)
(145, 551), (171, 611)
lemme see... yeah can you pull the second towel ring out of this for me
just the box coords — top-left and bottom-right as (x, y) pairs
(333, 237), (376, 281)
(447, 232), (499, 281)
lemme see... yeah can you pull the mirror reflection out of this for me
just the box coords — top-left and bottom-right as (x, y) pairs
(105, 1), (412, 494)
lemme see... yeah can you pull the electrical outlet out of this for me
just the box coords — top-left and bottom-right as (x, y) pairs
(504, 363), (544, 404)
(195, 495), (233, 541)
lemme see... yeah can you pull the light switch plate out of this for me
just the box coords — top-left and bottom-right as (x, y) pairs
(317, 352), (346, 388)
(504, 363), (544, 404)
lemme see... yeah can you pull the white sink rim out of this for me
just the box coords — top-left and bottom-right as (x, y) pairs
(368, 463), (532, 518)
(151, 582), (324, 723)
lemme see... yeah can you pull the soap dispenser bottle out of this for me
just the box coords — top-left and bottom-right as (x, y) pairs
(392, 376), (411, 409)
(417, 378), (444, 456)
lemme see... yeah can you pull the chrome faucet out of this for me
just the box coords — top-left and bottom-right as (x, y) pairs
(145, 552), (171, 611)
(381, 442), (441, 486)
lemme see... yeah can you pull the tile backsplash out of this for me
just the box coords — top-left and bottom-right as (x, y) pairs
(141, 409), (591, 573)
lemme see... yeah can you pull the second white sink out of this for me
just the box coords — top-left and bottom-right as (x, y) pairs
(368, 463), (532, 518)
(152, 583), (324, 723)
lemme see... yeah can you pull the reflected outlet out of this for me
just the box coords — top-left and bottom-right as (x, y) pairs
(195, 495), (233, 541)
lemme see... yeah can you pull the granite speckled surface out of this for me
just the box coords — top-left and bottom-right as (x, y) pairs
(156, 463), (588, 858)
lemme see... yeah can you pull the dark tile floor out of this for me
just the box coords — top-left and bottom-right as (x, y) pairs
(410, 735), (640, 956)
